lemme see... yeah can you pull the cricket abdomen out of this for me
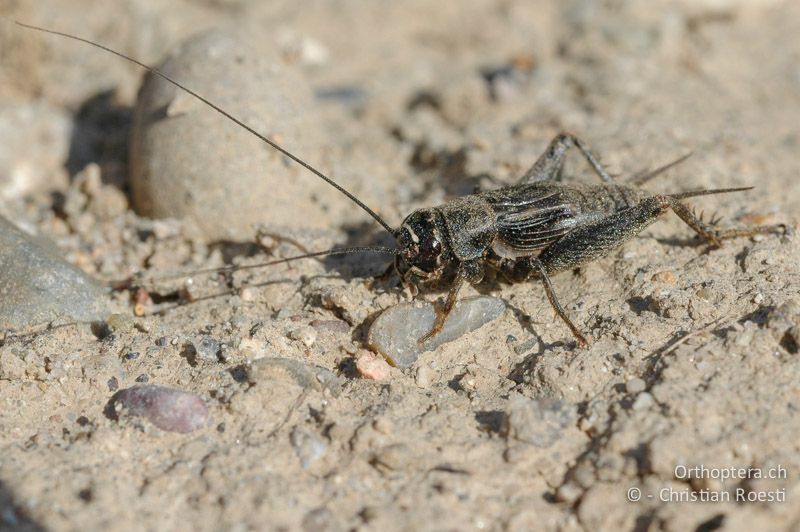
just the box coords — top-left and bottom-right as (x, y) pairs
(576, 183), (648, 216)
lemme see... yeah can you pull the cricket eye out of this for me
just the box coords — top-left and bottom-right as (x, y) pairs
(417, 235), (442, 266)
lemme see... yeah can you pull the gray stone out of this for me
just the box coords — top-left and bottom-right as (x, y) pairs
(302, 507), (340, 532)
(190, 336), (221, 362)
(625, 377), (647, 394)
(129, 29), (341, 240)
(109, 384), (208, 433)
(246, 356), (343, 397)
(502, 395), (577, 448)
(0, 215), (110, 330)
(367, 296), (506, 368)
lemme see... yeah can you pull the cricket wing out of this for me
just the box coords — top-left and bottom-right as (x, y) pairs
(485, 184), (578, 257)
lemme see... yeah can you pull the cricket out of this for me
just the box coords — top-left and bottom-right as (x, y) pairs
(18, 22), (785, 348)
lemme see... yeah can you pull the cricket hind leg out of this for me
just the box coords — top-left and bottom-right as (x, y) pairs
(667, 198), (786, 248)
(530, 258), (590, 347)
(521, 195), (676, 345)
(528, 193), (782, 342)
(496, 255), (589, 347)
(521, 132), (614, 184)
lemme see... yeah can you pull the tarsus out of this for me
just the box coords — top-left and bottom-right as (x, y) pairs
(17, 21), (397, 236)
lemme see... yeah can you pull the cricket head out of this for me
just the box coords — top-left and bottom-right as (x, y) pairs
(394, 208), (448, 283)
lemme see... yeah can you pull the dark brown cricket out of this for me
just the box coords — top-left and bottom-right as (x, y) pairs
(19, 23), (786, 347)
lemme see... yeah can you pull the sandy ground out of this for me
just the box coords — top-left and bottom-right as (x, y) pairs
(1, 0), (800, 530)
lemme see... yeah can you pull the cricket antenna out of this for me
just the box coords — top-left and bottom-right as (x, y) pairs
(630, 152), (693, 186)
(669, 186), (754, 200)
(16, 21), (397, 236)
(107, 245), (397, 287)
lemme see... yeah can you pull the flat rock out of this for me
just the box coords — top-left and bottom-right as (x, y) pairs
(129, 29), (341, 240)
(246, 356), (343, 397)
(501, 395), (577, 448)
(367, 296), (506, 368)
(108, 384), (208, 433)
(0, 215), (110, 330)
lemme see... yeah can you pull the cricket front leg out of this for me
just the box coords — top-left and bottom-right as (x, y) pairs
(521, 132), (614, 184)
(418, 269), (466, 344)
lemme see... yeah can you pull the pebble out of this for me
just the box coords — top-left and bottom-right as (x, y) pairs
(108, 385), (208, 433)
(783, 326), (800, 354)
(319, 288), (364, 326)
(310, 319), (350, 334)
(555, 481), (583, 503)
(650, 271), (676, 284)
(0, 102), (70, 199)
(302, 507), (340, 532)
(372, 416), (394, 435)
(632, 392), (655, 411)
(106, 313), (135, 333)
(81, 354), (124, 389)
(502, 395), (577, 448)
(694, 287), (713, 301)
(355, 352), (391, 380)
(768, 300), (800, 335)
(246, 357), (342, 397)
(732, 321), (756, 347)
(290, 426), (328, 469)
(625, 377), (646, 394)
(414, 365), (434, 388)
(288, 325), (317, 348)
(129, 29), (339, 240)
(367, 296), (506, 368)
(190, 336), (221, 362)
(371, 443), (416, 473)
(0, 215), (110, 329)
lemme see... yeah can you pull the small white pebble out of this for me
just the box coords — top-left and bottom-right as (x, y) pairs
(753, 293), (764, 304)
(372, 416), (394, 435)
(625, 377), (646, 394)
(356, 353), (391, 380)
(368, 296), (505, 367)
(342, 343), (358, 355)
(238, 338), (267, 358)
(632, 392), (655, 411)
(239, 286), (256, 301)
(415, 365), (434, 388)
(555, 481), (583, 503)
(288, 326), (317, 348)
